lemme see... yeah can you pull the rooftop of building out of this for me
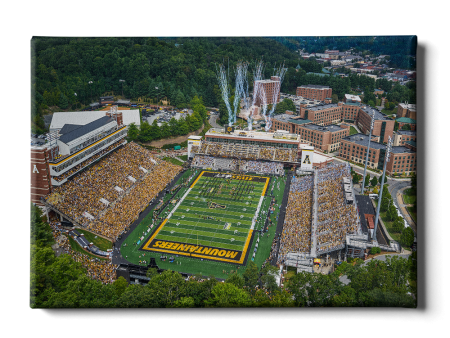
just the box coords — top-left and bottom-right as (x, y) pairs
(50, 109), (141, 131)
(59, 116), (115, 144)
(205, 128), (299, 142)
(396, 117), (416, 124)
(345, 94), (361, 101)
(289, 118), (313, 125)
(272, 114), (294, 123)
(391, 145), (416, 154)
(302, 123), (344, 133)
(307, 103), (340, 111)
(355, 195), (376, 233)
(399, 103), (416, 110)
(299, 84), (330, 89)
(342, 133), (386, 150)
(397, 130), (416, 136)
(360, 106), (392, 121)
(405, 140), (417, 148)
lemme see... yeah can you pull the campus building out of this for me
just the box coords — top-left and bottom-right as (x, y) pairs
(296, 85), (332, 101)
(397, 103), (416, 120)
(394, 130), (416, 147)
(396, 117), (416, 131)
(254, 76), (281, 106)
(298, 102), (394, 143)
(339, 133), (416, 175)
(297, 124), (349, 152)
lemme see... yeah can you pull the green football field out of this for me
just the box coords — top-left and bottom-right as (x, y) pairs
(141, 171), (270, 263)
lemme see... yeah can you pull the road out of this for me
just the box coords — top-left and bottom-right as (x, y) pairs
(209, 114), (222, 129)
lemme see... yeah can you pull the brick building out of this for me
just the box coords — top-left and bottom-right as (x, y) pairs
(297, 123), (349, 152)
(296, 85), (332, 101)
(339, 133), (416, 175)
(31, 146), (53, 205)
(396, 117), (416, 131)
(299, 103), (343, 126)
(394, 130), (416, 147)
(254, 76), (281, 106)
(344, 94), (361, 104)
(357, 106), (395, 143)
(397, 103), (416, 120)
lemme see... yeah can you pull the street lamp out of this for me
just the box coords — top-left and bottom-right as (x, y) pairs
(119, 79), (125, 98)
(88, 81), (93, 103)
(155, 87), (159, 112)
(373, 136), (393, 244)
(74, 92), (78, 110)
(361, 111), (375, 194)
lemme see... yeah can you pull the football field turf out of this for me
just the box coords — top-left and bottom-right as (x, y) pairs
(141, 171), (270, 264)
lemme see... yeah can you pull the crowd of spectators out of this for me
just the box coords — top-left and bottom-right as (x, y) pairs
(52, 141), (126, 182)
(48, 217), (118, 284)
(277, 175), (314, 265)
(45, 142), (182, 241)
(315, 163), (360, 254)
(243, 160), (284, 175)
(195, 141), (297, 163)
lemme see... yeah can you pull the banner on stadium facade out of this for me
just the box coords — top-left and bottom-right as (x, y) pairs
(301, 149), (314, 170)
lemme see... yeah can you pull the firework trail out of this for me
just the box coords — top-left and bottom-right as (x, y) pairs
(233, 62), (248, 124)
(248, 61), (264, 130)
(216, 63), (233, 126)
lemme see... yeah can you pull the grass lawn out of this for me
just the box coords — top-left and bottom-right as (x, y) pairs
(381, 107), (397, 116)
(120, 170), (287, 279)
(402, 188), (416, 205)
(76, 229), (113, 251)
(179, 155), (188, 161)
(407, 206), (417, 223)
(163, 157), (184, 166)
(350, 126), (359, 135)
(67, 235), (108, 260)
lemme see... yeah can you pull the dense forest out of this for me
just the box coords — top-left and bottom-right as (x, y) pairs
(272, 36), (417, 69)
(30, 204), (416, 308)
(31, 36), (416, 133)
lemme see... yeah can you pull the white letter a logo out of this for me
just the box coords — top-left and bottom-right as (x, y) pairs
(33, 165), (39, 174)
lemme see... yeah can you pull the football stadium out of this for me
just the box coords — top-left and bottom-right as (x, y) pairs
(34, 112), (389, 282)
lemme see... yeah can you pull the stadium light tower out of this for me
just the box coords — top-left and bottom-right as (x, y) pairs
(119, 79), (125, 98)
(373, 136), (393, 244)
(361, 111), (375, 194)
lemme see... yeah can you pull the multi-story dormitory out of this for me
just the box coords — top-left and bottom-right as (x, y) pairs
(339, 133), (416, 175)
(271, 100), (395, 144)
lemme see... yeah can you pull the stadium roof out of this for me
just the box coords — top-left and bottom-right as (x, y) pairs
(59, 124), (82, 135)
(59, 116), (114, 144)
(50, 110), (141, 131)
(396, 117), (416, 124)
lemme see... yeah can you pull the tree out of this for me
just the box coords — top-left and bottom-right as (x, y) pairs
(259, 264), (279, 294)
(401, 123), (411, 131)
(371, 175), (378, 187)
(243, 261), (259, 291)
(378, 175), (387, 184)
(59, 93), (69, 109)
(112, 276), (128, 298)
(400, 227), (415, 247)
(149, 120), (161, 140)
(138, 121), (152, 143)
(331, 94), (339, 104)
(286, 271), (310, 307)
(392, 217), (404, 233)
(127, 123), (139, 141)
(352, 173), (360, 184)
(394, 121), (399, 131)
(205, 282), (251, 307)
(365, 174), (370, 187)
(380, 196), (390, 212)
(31, 204), (53, 248)
(388, 204), (397, 221)
(225, 272), (245, 289)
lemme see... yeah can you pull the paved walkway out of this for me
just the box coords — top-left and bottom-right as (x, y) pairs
(209, 114), (222, 129)
(396, 186), (417, 234)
